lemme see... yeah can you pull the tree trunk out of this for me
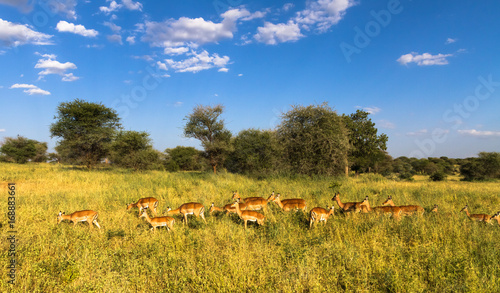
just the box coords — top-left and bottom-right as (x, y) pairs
(213, 164), (217, 174)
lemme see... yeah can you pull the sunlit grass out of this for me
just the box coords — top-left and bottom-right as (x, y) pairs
(1, 163), (499, 292)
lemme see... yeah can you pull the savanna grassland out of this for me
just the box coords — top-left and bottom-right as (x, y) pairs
(1, 163), (499, 292)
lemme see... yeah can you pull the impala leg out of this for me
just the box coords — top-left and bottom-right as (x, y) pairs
(200, 213), (207, 224)
(93, 220), (101, 229)
(183, 214), (188, 226)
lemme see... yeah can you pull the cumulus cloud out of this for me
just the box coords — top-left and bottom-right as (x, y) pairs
(122, 0), (142, 11)
(100, 0), (122, 14)
(47, 0), (78, 19)
(164, 47), (189, 55)
(254, 21), (304, 45)
(357, 106), (381, 114)
(164, 50), (230, 73)
(107, 34), (123, 44)
(458, 129), (500, 138)
(9, 83), (51, 95)
(103, 21), (121, 33)
(126, 36), (135, 44)
(397, 52), (453, 66)
(0, 0), (33, 13)
(0, 18), (53, 47)
(56, 21), (98, 37)
(254, 0), (355, 45)
(35, 53), (79, 81)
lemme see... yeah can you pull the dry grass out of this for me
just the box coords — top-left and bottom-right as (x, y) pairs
(1, 163), (499, 292)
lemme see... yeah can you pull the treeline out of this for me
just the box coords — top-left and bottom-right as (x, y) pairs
(1, 99), (498, 181)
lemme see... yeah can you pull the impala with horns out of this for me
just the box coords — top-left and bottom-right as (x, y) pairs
(167, 202), (206, 225)
(309, 206), (335, 228)
(231, 201), (265, 229)
(57, 210), (101, 229)
(271, 193), (307, 212)
(127, 197), (159, 216)
(140, 210), (175, 232)
(460, 205), (494, 224)
(332, 193), (368, 213)
(381, 196), (425, 216)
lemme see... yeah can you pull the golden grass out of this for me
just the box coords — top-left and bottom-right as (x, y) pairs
(1, 163), (499, 292)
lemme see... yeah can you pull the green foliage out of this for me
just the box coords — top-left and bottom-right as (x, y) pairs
(50, 99), (121, 168)
(226, 129), (282, 175)
(184, 104), (232, 173)
(343, 110), (388, 173)
(430, 171), (447, 181)
(0, 135), (47, 163)
(110, 130), (161, 170)
(277, 103), (350, 176)
(165, 146), (206, 171)
(460, 152), (500, 181)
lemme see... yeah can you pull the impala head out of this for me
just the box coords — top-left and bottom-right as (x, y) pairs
(209, 203), (216, 213)
(431, 205), (438, 213)
(266, 191), (276, 201)
(272, 193), (281, 202)
(460, 205), (468, 212)
(232, 191), (240, 200)
(57, 211), (65, 224)
(381, 196), (393, 206)
(166, 207), (171, 213)
(126, 203), (133, 210)
(331, 192), (339, 201)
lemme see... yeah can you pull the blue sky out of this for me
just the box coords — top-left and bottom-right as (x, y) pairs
(0, 0), (499, 159)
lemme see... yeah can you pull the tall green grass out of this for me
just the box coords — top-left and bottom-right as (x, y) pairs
(1, 163), (499, 292)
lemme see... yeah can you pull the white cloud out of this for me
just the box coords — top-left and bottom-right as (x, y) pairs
(126, 36), (135, 44)
(238, 73), (243, 77)
(100, 1), (122, 14)
(254, 0), (355, 45)
(254, 21), (304, 45)
(378, 120), (395, 129)
(164, 47), (189, 55)
(0, 0), (33, 13)
(47, 0), (78, 19)
(56, 21), (98, 37)
(294, 0), (356, 32)
(165, 50), (230, 73)
(0, 18), (53, 47)
(0, 129), (5, 132)
(445, 38), (457, 44)
(282, 3), (295, 12)
(406, 129), (428, 136)
(107, 34), (123, 44)
(397, 52), (453, 66)
(122, 0), (142, 11)
(458, 129), (500, 138)
(103, 21), (121, 33)
(9, 83), (51, 95)
(35, 54), (79, 81)
(358, 106), (381, 114)
(218, 68), (229, 72)
(156, 61), (168, 71)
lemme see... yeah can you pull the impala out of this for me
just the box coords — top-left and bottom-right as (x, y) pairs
(140, 210), (175, 232)
(309, 206), (335, 228)
(167, 202), (206, 225)
(460, 205), (493, 224)
(209, 201), (248, 214)
(57, 210), (101, 229)
(242, 192), (276, 211)
(231, 201), (265, 229)
(491, 212), (500, 225)
(127, 197), (159, 216)
(271, 193), (307, 212)
(431, 204), (438, 213)
(381, 196), (425, 216)
(359, 198), (403, 220)
(332, 193), (367, 213)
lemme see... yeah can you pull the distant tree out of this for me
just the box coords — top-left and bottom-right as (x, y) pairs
(430, 171), (447, 181)
(184, 104), (232, 174)
(460, 152), (500, 181)
(110, 130), (161, 170)
(343, 110), (388, 174)
(0, 136), (47, 163)
(165, 146), (205, 171)
(392, 157), (415, 180)
(226, 129), (281, 175)
(50, 99), (121, 168)
(277, 103), (350, 176)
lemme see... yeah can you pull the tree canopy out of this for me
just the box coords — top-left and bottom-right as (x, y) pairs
(0, 136), (47, 163)
(184, 104), (232, 174)
(50, 99), (121, 168)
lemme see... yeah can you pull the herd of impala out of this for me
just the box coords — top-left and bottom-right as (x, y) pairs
(56, 191), (500, 231)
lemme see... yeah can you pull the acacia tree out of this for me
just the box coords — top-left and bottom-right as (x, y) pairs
(0, 136), (47, 163)
(50, 99), (121, 168)
(184, 104), (232, 174)
(277, 103), (350, 176)
(110, 130), (161, 170)
(343, 110), (388, 174)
